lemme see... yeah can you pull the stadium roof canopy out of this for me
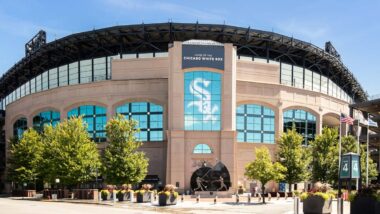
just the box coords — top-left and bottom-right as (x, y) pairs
(0, 22), (367, 102)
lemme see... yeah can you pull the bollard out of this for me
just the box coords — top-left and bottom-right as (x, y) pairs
(150, 192), (154, 204)
(130, 192), (134, 203)
(285, 192), (288, 200)
(337, 197), (344, 214)
(196, 194), (200, 203)
(235, 194), (239, 204)
(247, 193), (251, 204)
(268, 193), (271, 201)
(276, 192), (280, 200)
(113, 191), (117, 203)
(98, 192), (102, 202)
(293, 197), (300, 214)
(258, 193), (262, 202)
(181, 194), (184, 202)
(214, 195), (217, 204)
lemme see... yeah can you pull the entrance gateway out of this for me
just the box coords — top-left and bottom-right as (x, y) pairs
(190, 162), (231, 191)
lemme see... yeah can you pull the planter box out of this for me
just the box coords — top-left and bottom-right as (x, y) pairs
(73, 189), (98, 200)
(123, 191), (133, 201)
(43, 189), (69, 199)
(116, 191), (133, 201)
(303, 195), (332, 214)
(351, 196), (380, 214)
(136, 192), (152, 203)
(12, 190), (36, 197)
(158, 193), (177, 206)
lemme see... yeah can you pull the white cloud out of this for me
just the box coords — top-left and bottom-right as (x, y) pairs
(103, 0), (224, 22)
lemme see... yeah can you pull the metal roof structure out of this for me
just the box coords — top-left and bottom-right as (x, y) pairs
(0, 22), (367, 101)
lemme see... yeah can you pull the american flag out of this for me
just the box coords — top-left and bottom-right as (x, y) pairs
(340, 113), (354, 125)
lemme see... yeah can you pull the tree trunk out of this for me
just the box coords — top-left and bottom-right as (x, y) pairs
(262, 186), (266, 204)
(289, 183), (292, 194)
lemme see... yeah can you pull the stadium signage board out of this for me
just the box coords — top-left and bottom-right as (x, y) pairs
(182, 43), (224, 70)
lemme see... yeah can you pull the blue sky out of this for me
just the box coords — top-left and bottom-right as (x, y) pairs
(0, 0), (379, 96)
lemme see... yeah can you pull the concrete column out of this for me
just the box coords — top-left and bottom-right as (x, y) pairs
(166, 42), (186, 191)
(316, 114), (323, 135)
(222, 44), (236, 131)
(276, 103), (283, 142)
(107, 105), (115, 121)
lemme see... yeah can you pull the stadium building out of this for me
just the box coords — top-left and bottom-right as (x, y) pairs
(0, 23), (377, 193)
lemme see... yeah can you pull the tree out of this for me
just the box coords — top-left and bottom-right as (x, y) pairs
(309, 127), (339, 184)
(340, 135), (377, 184)
(42, 117), (101, 187)
(7, 129), (44, 189)
(278, 127), (311, 192)
(245, 147), (286, 204)
(102, 114), (149, 185)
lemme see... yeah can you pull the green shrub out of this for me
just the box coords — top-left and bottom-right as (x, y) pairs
(101, 190), (109, 199)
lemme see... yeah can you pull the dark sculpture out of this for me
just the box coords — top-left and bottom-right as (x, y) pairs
(190, 162), (231, 191)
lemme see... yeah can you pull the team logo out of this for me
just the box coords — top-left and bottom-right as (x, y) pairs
(187, 78), (218, 122)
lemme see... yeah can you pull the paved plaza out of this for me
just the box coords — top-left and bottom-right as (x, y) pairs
(0, 197), (351, 214)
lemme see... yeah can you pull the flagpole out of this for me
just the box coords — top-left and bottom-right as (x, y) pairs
(366, 113), (370, 187)
(339, 114), (342, 179)
(356, 119), (360, 189)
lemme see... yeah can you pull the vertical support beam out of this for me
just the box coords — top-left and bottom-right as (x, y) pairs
(220, 43), (237, 190)
(166, 41), (185, 191)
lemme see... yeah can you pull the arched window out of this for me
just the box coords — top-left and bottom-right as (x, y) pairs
(193, 144), (212, 154)
(184, 71), (221, 131)
(116, 102), (163, 141)
(67, 105), (107, 143)
(283, 109), (316, 145)
(33, 110), (60, 132)
(13, 117), (27, 139)
(236, 104), (275, 143)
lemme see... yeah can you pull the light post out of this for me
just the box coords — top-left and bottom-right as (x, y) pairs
(55, 178), (60, 189)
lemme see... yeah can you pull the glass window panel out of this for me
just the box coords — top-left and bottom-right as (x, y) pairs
(80, 59), (92, 84)
(59, 65), (68, 86)
(25, 81), (30, 96)
(116, 102), (164, 142)
(304, 69), (313, 90)
(42, 71), (48, 90)
(67, 105), (106, 142)
(94, 57), (106, 81)
(155, 52), (168, 57)
(321, 75), (328, 94)
(122, 53), (137, 59)
(236, 104), (275, 144)
(313, 72), (321, 92)
(193, 144), (212, 154)
(283, 109), (316, 145)
(184, 71), (221, 131)
(293, 66), (303, 88)
(13, 117), (27, 139)
(49, 68), (58, 89)
(138, 53), (154, 58)
(33, 111), (60, 132)
(69, 62), (79, 85)
(281, 63), (292, 86)
(36, 74), (42, 92)
(30, 78), (36, 93)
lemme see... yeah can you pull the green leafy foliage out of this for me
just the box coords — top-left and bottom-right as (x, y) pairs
(342, 135), (378, 184)
(309, 127), (339, 184)
(310, 128), (378, 185)
(7, 129), (44, 185)
(102, 114), (149, 185)
(41, 117), (101, 186)
(245, 147), (286, 203)
(278, 127), (311, 192)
